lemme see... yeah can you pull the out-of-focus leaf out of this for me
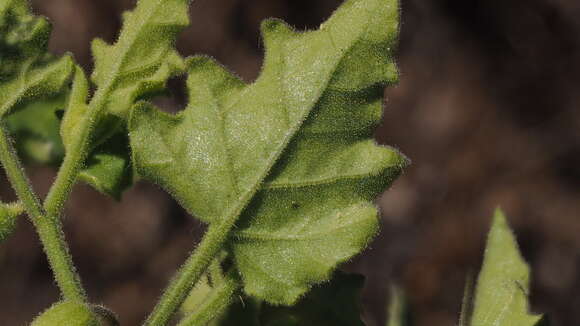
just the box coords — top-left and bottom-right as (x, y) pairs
(130, 0), (404, 305)
(470, 209), (543, 326)
(30, 301), (97, 326)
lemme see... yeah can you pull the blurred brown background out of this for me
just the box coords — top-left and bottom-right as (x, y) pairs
(1, 0), (580, 325)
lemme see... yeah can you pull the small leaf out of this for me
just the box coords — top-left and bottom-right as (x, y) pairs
(470, 209), (543, 326)
(5, 95), (66, 164)
(0, 56), (73, 118)
(0, 202), (22, 242)
(60, 67), (133, 198)
(0, 0), (74, 118)
(58, 0), (194, 197)
(78, 132), (133, 199)
(259, 272), (366, 326)
(130, 0), (404, 305)
(89, 0), (189, 121)
(30, 301), (97, 326)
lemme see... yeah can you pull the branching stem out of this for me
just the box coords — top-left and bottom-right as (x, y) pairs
(0, 122), (86, 302)
(144, 208), (243, 326)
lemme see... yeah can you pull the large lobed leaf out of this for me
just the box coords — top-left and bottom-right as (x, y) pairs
(469, 209), (543, 326)
(130, 0), (404, 305)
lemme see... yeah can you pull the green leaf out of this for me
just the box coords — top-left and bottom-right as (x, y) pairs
(470, 209), (543, 326)
(0, 201), (22, 242)
(77, 132), (133, 200)
(130, 0), (403, 305)
(0, 0), (74, 119)
(61, 67), (133, 199)
(59, 0), (193, 197)
(259, 272), (366, 326)
(30, 301), (98, 326)
(5, 95), (66, 164)
(88, 0), (189, 121)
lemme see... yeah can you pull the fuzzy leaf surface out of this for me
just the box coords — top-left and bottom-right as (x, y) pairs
(87, 0), (189, 121)
(470, 209), (543, 326)
(0, 0), (73, 118)
(59, 0), (192, 197)
(130, 0), (403, 305)
(30, 301), (97, 326)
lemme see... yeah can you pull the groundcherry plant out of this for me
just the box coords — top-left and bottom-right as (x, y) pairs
(0, 0), (551, 325)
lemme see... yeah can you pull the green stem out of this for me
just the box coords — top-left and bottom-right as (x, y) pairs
(42, 90), (107, 218)
(5, 201), (25, 216)
(177, 271), (239, 326)
(144, 211), (242, 326)
(0, 123), (86, 302)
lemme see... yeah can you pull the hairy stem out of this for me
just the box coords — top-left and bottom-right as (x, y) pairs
(0, 123), (86, 302)
(144, 212), (241, 326)
(43, 90), (107, 218)
(176, 271), (239, 326)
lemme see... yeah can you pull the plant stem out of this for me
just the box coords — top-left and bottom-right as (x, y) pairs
(0, 123), (86, 302)
(177, 271), (239, 326)
(43, 90), (106, 218)
(144, 211), (242, 326)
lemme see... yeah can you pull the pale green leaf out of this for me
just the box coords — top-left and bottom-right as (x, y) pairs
(58, 0), (193, 197)
(130, 0), (404, 305)
(470, 209), (543, 326)
(89, 0), (189, 121)
(30, 301), (97, 326)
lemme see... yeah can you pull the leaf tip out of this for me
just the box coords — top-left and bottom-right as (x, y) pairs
(260, 18), (295, 44)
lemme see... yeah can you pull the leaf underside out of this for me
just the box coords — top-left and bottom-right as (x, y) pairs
(130, 0), (404, 305)
(469, 209), (543, 326)
(58, 0), (192, 198)
(0, 0), (73, 119)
